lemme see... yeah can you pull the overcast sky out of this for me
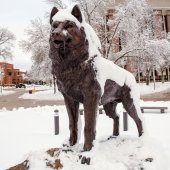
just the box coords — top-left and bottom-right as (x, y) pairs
(0, 0), (54, 71)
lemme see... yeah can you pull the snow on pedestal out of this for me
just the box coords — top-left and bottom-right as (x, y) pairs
(7, 136), (168, 170)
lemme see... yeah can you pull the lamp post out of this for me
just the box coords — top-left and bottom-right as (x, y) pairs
(137, 56), (140, 84)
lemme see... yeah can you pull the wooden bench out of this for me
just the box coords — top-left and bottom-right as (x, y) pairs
(140, 106), (168, 113)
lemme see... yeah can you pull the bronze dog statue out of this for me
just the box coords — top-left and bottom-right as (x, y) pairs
(49, 5), (144, 151)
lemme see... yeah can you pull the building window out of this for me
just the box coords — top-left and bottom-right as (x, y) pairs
(163, 15), (168, 33)
(8, 72), (12, 76)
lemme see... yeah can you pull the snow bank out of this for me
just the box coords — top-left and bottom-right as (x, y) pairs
(19, 89), (64, 100)
(140, 82), (170, 95)
(21, 136), (168, 170)
(0, 103), (170, 170)
(0, 90), (15, 96)
(26, 85), (52, 91)
(12, 83), (170, 101)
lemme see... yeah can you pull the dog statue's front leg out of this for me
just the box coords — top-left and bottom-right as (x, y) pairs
(63, 94), (79, 146)
(83, 94), (99, 151)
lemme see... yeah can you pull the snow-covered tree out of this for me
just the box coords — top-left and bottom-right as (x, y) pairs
(0, 27), (15, 59)
(145, 39), (170, 83)
(46, 0), (67, 8)
(105, 0), (170, 84)
(20, 18), (52, 81)
(72, 0), (112, 25)
(107, 0), (154, 61)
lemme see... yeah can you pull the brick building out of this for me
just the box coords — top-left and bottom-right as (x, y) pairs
(0, 62), (25, 86)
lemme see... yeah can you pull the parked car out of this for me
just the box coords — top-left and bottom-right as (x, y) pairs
(16, 83), (26, 88)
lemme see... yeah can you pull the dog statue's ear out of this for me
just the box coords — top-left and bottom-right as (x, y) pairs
(50, 7), (59, 24)
(71, 5), (82, 23)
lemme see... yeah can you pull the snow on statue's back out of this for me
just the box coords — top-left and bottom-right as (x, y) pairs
(93, 56), (144, 122)
(49, 4), (144, 152)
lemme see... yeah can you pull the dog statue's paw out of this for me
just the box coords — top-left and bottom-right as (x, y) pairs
(83, 143), (93, 151)
(69, 134), (77, 146)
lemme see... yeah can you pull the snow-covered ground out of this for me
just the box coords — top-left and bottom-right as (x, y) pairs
(17, 82), (170, 101)
(0, 82), (170, 170)
(19, 89), (64, 100)
(1, 81), (168, 100)
(25, 85), (52, 91)
(18, 85), (62, 100)
(0, 103), (170, 170)
(0, 90), (15, 96)
(139, 82), (170, 95)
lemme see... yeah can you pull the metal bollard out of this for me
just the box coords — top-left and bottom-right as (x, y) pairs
(99, 108), (103, 114)
(79, 109), (84, 115)
(54, 109), (59, 135)
(123, 112), (128, 131)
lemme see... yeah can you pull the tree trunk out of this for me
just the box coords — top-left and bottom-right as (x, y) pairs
(167, 66), (170, 82)
(49, 79), (52, 87)
(146, 70), (150, 85)
(153, 66), (156, 90)
(161, 70), (165, 83)
(53, 75), (56, 94)
(137, 64), (140, 84)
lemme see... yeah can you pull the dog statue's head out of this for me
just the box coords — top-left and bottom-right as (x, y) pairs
(49, 5), (87, 51)
(49, 5), (101, 70)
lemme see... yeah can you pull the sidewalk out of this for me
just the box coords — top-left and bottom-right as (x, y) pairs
(1, 87), (170, 111)
(141, 88), (170, 101)
(0, 89), (64, 110)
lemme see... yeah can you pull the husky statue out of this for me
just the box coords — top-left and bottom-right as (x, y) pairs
(49, 5), (144, 151)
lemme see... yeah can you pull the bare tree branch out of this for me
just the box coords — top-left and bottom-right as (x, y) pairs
(19, 18), (52, 81)
(89, 0), (103, 15)
(105, 20), (120, 58)
(0, 27), (15, 59)
(114, 48), (146, 63)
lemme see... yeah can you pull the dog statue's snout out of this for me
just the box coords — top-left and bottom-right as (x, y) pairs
(52, 28), (62, 37)
(51, 28), (68, 44)
(51, 32), (57, 39)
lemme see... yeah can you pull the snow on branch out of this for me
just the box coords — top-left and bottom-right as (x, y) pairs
(19, 18), (52, 81)
(0, 27), (15, 59)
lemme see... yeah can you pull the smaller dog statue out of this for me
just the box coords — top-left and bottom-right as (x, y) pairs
(49, 5), (144, 151)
